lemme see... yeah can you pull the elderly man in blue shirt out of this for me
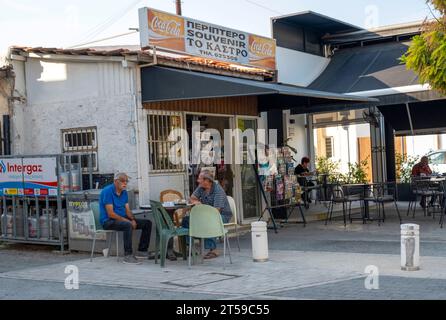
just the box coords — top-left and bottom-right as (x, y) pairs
(182, 169), (232, 259)
(99, 172), (152, 265)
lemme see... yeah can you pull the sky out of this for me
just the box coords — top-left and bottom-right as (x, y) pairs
(0, 0), (434, 55)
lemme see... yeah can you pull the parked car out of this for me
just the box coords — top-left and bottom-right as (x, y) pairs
(427, 150), (446, 175)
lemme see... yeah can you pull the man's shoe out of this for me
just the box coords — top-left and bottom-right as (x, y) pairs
(123, 255), (142, 265)
(167, 252), (177, 261)
(135, 251), (149, 259)
(148, 252), (160, 260)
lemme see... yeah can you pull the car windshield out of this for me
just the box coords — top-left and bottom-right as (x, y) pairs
(429, 152), (445, 165)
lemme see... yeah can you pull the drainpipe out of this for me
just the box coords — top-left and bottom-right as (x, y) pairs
(3, 115), (10, 155)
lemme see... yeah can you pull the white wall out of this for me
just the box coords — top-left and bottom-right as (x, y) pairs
(11, 60), (26, 155)
(14, 58), (139, 190)
(405, 135), (439, 157)
(276, 47), (330, 87)
(321, 123), (370, 173)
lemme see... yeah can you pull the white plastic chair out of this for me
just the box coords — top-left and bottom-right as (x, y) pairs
(225, 196), (240, 251)
(89, 202), (120, 262)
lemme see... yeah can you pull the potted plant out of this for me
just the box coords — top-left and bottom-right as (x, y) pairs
(395, 153), (419, 201)
(334, 159), (370, 197)
(315, 156), (340, 200)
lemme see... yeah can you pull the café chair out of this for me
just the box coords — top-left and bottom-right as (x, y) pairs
(150, 200), (188, 268)
(89, 201), (120, 262)
(160, 189), (186, 227)
(188, 204), (232, 269)
(225, 196), (240, 251)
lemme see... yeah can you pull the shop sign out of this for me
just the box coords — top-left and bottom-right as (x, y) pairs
(0, 157), (58, 196)
(67, 201), (103, 240)
(139, 7), (276, 70)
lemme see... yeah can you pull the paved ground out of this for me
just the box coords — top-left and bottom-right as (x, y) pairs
(1, 202), (446, 300)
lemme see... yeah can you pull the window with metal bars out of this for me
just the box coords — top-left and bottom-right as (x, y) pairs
(325, 136), (334, 158)
(147, 112), (184, 172)
(61, 126), (98, 172)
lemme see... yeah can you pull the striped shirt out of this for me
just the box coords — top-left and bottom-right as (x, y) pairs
(192, 182), (232, 220)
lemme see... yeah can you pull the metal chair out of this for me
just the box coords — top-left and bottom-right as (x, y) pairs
(364, 182), (402, 225)
(439, 181), (446, 228)
(225, 196), (240, 251)
(325, 183), (349, 226)
(150, 200), (188, 267)
(89, 201), (120, 262)
(188, 204), (232, 269)
(407, 176), (431, 218)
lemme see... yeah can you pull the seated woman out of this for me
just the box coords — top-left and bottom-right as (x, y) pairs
(182, 170), (232, 259)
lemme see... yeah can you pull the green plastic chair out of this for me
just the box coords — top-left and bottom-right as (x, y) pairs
(89, 201), (120, 262)
(150, 200), (188, 267)
(188, 204), (232, 269)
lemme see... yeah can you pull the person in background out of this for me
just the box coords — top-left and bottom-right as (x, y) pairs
(182, 170), (232, 259)
(411, 156), (432, 177)
(99, 172), (152, 265)
(294, 156), (315, 204)
(411, 156), (433, 208)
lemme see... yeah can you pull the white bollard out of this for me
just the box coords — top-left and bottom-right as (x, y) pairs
(251, 221), (268, 262)
(401, 223), (420, 271)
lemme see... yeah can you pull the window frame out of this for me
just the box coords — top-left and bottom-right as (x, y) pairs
(147, 111), (185, 173)
(61, 126), (98, 172)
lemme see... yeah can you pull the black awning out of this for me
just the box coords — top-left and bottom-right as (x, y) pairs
(309, 42), (419, 94)
(378, 99), (446, 136)
(141, 66), (377, 113)
(272, 11), (362, 35)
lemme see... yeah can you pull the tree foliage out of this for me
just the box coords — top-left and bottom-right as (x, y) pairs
(401, 0), (446, 95)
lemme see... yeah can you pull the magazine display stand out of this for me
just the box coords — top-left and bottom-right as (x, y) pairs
(255, 147), (306, 233)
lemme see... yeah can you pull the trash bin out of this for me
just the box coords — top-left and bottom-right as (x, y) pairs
(401, 223), (420, 271)
(251, 221), (268, 262)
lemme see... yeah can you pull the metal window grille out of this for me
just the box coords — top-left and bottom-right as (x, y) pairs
(61, 127), (98, 172)
(325, 136), (334, 158)
(147, 111), (184, 173)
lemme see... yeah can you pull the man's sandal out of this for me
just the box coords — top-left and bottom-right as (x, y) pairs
(203, 251), (218, 259)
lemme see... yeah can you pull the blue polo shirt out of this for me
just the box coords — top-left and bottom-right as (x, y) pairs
(99, 184), (128, 225)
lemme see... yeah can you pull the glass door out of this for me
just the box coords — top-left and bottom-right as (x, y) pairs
(235, 117), (261, 222)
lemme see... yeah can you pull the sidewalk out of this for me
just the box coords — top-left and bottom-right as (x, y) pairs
(1, 203), (446, 299)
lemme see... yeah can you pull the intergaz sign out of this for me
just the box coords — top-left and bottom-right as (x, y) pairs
(0, 157), (58, 196)
(138, 7), (276, 70)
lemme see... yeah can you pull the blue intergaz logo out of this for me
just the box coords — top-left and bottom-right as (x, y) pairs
(0, 161), (6, 173)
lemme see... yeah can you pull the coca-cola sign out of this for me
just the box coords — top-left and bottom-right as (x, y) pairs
(139, 7), (276, 70)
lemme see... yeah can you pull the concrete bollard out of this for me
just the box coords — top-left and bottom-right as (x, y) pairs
(401, 223), (420, 271)
(251, 221), (268, 262)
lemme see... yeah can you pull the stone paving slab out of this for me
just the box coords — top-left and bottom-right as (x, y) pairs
(268, 276), (446, 300)
(0, 250), (362, 296)
(2, 249), (446, 298)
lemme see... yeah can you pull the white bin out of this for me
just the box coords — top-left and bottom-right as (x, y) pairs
(401, 223), (420, 271)
(251, 221), (268, 262)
